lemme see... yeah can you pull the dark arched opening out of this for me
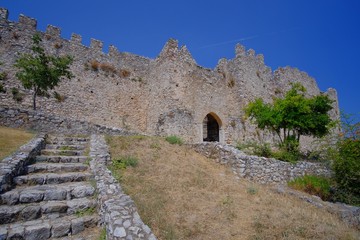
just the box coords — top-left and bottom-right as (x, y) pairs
(203, 113), (220, 142)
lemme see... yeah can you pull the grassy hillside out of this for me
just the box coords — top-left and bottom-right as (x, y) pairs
(107, 136), (359, 240)
(0, 126), (34, 160)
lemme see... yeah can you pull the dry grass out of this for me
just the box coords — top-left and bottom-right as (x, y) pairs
(107, 136), (360, 240)
(0, 126), (34, 160)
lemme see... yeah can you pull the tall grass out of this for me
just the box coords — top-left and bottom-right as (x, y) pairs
(107, 136), (359, 240)
(288, 175), (332, 200)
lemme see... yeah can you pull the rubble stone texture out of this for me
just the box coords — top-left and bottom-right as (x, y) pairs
(0, 8), (340, 148)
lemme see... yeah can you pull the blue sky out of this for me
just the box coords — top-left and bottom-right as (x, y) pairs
(1, 0), (360, 121)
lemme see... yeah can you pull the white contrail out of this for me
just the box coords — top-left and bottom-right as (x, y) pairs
(197, 27), (300, 50)
(198, 35), (259, 49)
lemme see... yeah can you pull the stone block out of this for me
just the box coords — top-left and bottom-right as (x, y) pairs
(0, 205), (21, 224)
(52, 220), (71, 238)
(66, 198), (93, 214)
(19, 190), (44, 203)
(71, 185), (94, 198)
(43, 188), (67, 201)
(24, 223), (51, 240)
(0, 226), (7, 240)
(20, 205), (41, 221)
(1, 191), (19, 205)
(41, 201), (68, 214)
(71, 217), (84, 235)
(7, 226), (24, 239)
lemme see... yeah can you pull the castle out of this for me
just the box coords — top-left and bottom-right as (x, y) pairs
(0, 8), (340, 146)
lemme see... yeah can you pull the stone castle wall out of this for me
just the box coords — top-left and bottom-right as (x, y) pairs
(0, 8), (340, 146)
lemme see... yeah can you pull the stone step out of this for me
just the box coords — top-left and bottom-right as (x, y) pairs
(41, 149), (84, 156)
(0, 198), (97, 224)
(25, 163), (88, 174)
(14, 172), (93, 186)
(0, 214), (99, 239)
(46, 136), (89, 145)
(35, 155), (89, 164)
(1, 182), (95, 205)
(45, 144), (86, 150)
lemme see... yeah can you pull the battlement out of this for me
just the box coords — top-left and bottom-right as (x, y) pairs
(0, 8), (157, 65)
(0, 8), (8, 20)
(90, 38), (103, 52)
(19, 14), (37, 30)
(156, 38), (197, 65)
(235, 43), (265, 65)
(46, 25), (61, 38)
(0, 8), (271, 72)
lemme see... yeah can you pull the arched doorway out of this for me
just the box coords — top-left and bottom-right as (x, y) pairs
(203, 113), (221, 142)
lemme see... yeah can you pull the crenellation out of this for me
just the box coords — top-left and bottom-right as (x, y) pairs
(18, 14), (37, 30)
(0, 8), (9, 20)
(108, 45), (120, 57)
(235, 43), (246, 57)
(157, 38), (179, 61)
(70, 33), (82, 44)
(256, 54), (264, 65)
(179, 45), (196, 65)
(247, 49), (255, 57)
(46, 25), (61, 38)
(90, 38), (103, 52)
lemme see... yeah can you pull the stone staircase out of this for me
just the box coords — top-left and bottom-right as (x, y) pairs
(0, 135), (99, 240)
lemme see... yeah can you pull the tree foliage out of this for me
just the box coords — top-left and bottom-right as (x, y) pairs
(245, 83), (334, 151)
(14, 34), (73, 110)
(331, 113), (360, 205)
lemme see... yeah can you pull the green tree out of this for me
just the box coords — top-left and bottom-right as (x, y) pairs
(14, 34), (73, 110)
(245, 83), (334, 151)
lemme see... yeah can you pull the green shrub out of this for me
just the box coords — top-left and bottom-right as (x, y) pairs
(113, 156), (138, 170)
(0, 71), (7, 80)
(253, 142), (272, 158)
(288, 175), (331, 200)
(271, 149), (300, 163)
(75, 207), (96, 217)
(247, 186), (258, 195)
(236, 141), (272, 157)
(11, 87), (23, 102)
(53, 91), (65, 102)
(0, 83), (5, 93)
(333, 138), (360, 200)
(165, 135), (183, 145)
(98, 227), (106, 240)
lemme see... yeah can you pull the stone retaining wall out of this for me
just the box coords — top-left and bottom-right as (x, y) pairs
(89, 135), (156, 240)
(192, 142), (331, 184)
(0, 107), (136, 136)
(0, 135), (45, 193)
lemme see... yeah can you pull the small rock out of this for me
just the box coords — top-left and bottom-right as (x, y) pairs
(114, 227), (126, 238)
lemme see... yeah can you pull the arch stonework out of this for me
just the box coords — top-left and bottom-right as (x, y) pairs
(201, 112), (224, 144)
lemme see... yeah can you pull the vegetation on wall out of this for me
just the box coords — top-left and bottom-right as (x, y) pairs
(245, 83), (334, 156)
(14, 33), (73, 110)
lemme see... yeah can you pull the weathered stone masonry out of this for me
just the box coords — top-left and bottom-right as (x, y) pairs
(0, 8), (340, 147)
(192, 142), (331, 184)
